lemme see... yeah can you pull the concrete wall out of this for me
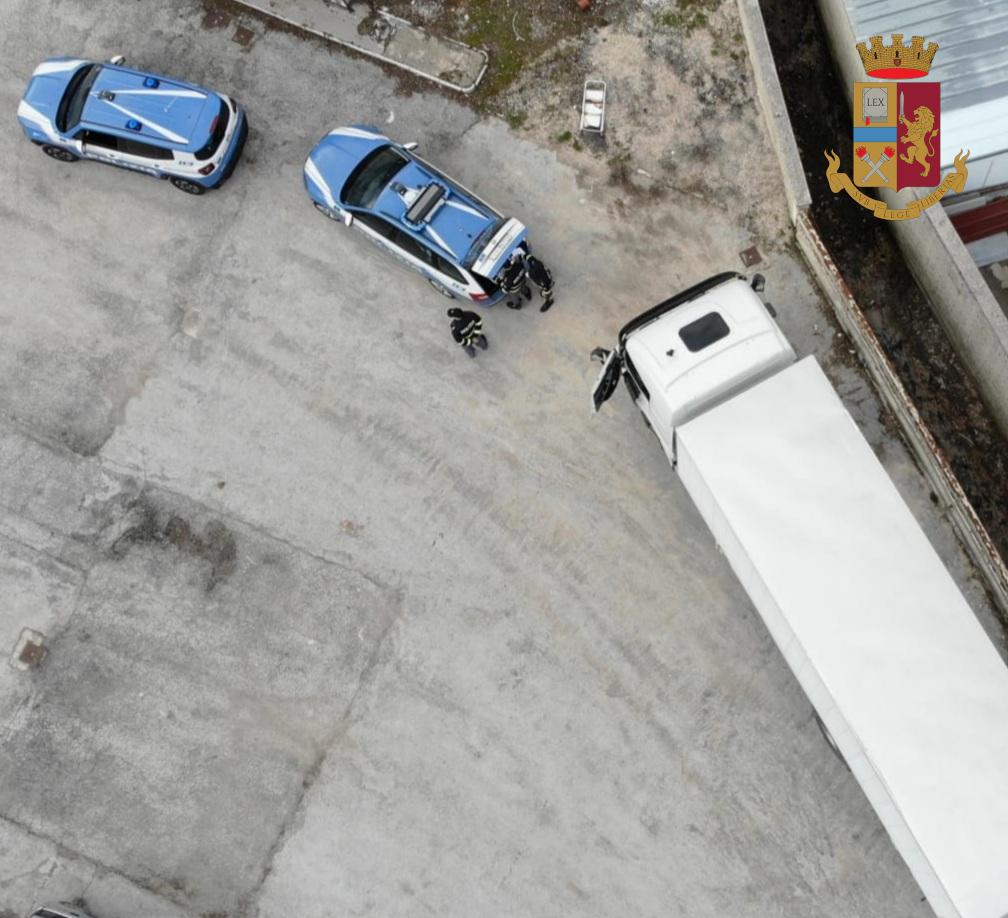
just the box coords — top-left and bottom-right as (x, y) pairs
(815, 0), (1008, 441)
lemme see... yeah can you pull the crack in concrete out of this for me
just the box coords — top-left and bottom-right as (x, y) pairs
(0, 813), (188, 914)
(239, 587), (406, 917)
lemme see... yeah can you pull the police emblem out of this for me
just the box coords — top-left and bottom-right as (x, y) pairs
(824, 34), (970, 220)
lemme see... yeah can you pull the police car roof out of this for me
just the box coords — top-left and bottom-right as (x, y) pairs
(80, 65), (220, 152)
(373, 158), (498, 266)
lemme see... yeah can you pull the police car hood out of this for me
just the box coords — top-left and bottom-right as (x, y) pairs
(81, 66), (220, 153)
(373, 159), (500, 267)
(306, 127), (395, 205)
(21, 58), (88, 126)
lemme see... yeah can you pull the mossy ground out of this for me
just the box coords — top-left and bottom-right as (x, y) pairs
(380, 0), (608, 113)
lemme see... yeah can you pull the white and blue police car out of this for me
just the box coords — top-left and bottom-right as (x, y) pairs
(304, 126), (529, 304)
(17, 56), (247, 195)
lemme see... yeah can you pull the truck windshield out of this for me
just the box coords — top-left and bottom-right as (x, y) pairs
(342, 145), (407, 208)
(56, 63), (99, 133)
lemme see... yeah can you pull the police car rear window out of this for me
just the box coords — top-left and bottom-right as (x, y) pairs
(56, 63), (99, 132)
(463, 217), (505, 271)
(194, 99), (229, 161)
(678, 312), (730, 352)
(342, 146), (407, 209)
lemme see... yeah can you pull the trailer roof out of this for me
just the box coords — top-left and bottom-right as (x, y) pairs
(676, 356), (1008, 918)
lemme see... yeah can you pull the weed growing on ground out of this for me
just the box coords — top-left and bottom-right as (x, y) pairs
(507, 110), (528, 129)
(654, 0), (722, 35)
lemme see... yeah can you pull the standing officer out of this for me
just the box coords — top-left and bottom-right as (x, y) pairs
(498, 254), (530, 310)
(447, 307), (488, 358)
(524, 253), (555, 312)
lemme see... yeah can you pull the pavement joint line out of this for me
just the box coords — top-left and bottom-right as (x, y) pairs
(0, 515), (88, 575)
(1, 414), (400, 591)
(0, 812), (189, 913)
(0, 414), (377, 585)
(243, 589), (406, 913)
(93, 453), (400, 593)
(231, 0), (489, 93)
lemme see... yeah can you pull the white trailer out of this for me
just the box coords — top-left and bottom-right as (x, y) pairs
(591, 273), (1008, 918)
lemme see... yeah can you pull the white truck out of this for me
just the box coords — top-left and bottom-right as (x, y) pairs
(590, 272), (1008, 918)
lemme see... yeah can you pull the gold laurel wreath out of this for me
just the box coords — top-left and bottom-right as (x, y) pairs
(823, 149), (970, 220)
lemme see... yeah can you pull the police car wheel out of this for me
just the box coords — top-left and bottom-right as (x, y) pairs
(42, 145), (78, 163)
(170, 177), (206, 196)
(313, 201), (341, 221)
(427, 278), (455, 299)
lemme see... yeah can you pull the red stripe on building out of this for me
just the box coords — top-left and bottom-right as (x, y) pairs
(950, 197), (1008, 244)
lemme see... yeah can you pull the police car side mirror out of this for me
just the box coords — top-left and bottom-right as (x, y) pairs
(402, 141), (419, 151)
(108, 55), (126, 65)
(342, 211), (354, 227)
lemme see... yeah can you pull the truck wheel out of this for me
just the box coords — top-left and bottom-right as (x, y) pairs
(170, 177), (206, 195)
(42, 145), (78, 162)
(427, 277), (455, 299)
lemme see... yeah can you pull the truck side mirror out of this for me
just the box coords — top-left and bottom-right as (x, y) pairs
(108, 55), (126, 65)
(402, 141), (419, 151)
(751, 273), (765, 293)
(342, 211), (354, 227)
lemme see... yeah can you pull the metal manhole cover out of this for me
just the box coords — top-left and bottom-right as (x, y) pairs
(20, 641), (46, 667)
(11, 629), (47, 671)
(739, 245), (763, 267)
(233, 25), (256, 47)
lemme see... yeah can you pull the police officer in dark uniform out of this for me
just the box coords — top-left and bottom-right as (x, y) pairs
(447, 307), (488, 358)
(524, 253), (554, 312)
(498, 254), (529, 310)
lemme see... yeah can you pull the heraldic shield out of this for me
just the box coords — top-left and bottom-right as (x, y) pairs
(825, 34), (968, 220)
(854, 81), (940, 190)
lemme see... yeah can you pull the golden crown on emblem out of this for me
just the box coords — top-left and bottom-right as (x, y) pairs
(856, 34), (939, 77)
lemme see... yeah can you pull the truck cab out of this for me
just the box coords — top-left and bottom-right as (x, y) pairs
(591, 272), (795, 463)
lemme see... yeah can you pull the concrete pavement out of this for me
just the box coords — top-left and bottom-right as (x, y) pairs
(0, 1), (1000, 916)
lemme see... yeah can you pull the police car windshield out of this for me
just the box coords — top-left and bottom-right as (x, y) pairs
(342, 145), (407, 208)
(57, 63), (100, 133)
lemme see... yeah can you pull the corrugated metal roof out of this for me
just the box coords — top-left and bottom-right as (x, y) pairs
(847, 0), (1008, 111)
